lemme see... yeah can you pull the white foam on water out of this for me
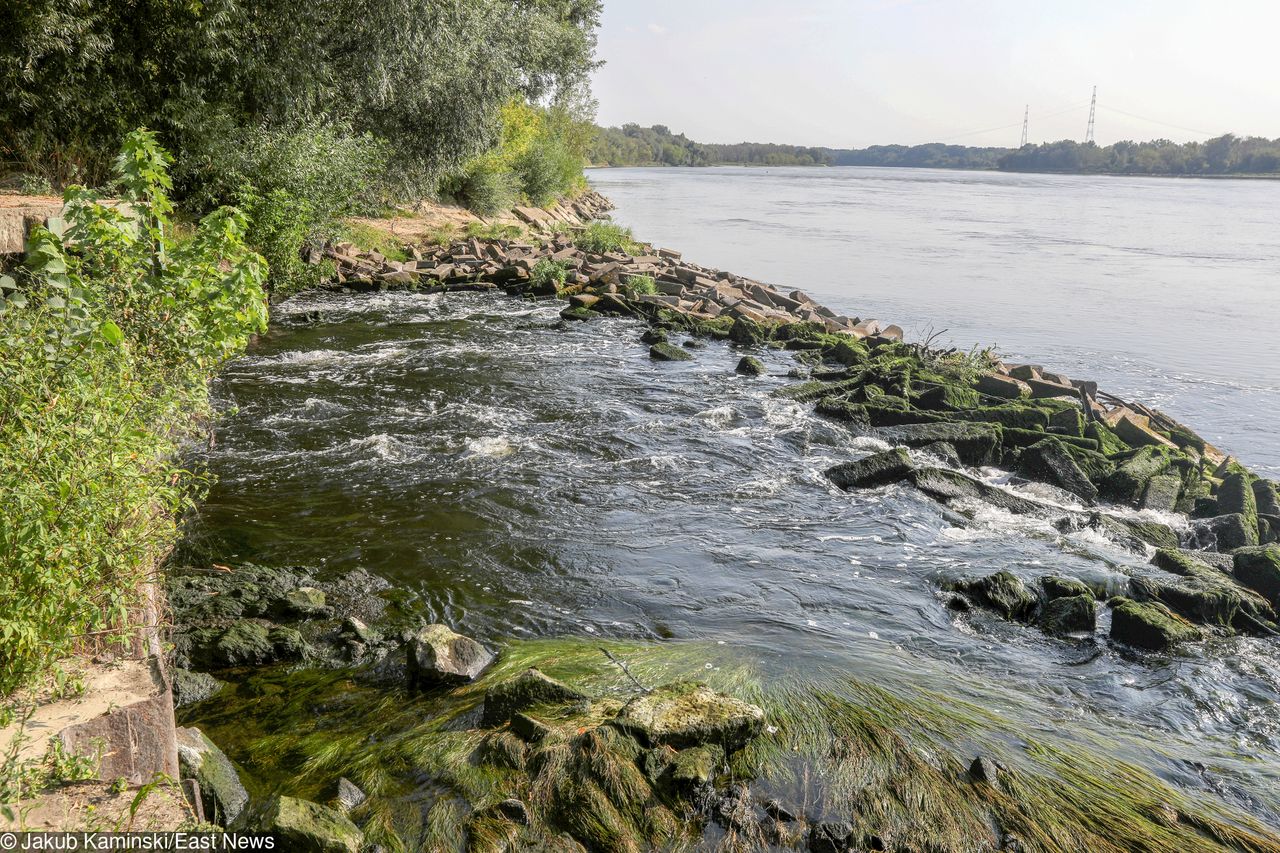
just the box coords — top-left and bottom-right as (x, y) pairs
(694, 404), (738, 429)
(465, 436), (516, 458)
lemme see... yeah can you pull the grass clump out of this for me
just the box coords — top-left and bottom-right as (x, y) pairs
(624, 274), (657, 296)
(0, 129), (268, 697)
(574, 222), (642, 255)
(464, 221), (524, 241)
(337, 221), (410, 262)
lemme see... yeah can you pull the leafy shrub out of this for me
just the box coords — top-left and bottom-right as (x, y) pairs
(575, 222), (641, 255)
(513, 135), (582, 206)
(625, 274), (657, 295)
(438, 155), (519, 216)
(236, 186), (325, 300)
(530, 258), (569, 291)
(0, 129), (267, 695)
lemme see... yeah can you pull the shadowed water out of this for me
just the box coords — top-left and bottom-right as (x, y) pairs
(190, 289), (1280, 825)
(590, 166), (1280, 474)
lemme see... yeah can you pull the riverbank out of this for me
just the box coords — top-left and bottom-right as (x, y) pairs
(162, 194), (1280, 850)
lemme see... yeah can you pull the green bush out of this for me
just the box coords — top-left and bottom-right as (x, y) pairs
(438, 156), (519, 216)
(514, 135), (582, 206)
(0, 130), (267, 696)
(530, 258), (569, 291)
(575, 222), (641, 255)
(625, 274), (657, 295)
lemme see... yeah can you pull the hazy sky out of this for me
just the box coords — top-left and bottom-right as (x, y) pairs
(590, 0), (1280, 148)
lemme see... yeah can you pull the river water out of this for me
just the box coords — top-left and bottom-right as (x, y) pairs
(189, 169), (1280, 833)
(590, 166), (1280, 474)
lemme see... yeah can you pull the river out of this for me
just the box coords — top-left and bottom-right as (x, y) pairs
(184, 169), (1280, 840)
(590, 166), (1280, 474)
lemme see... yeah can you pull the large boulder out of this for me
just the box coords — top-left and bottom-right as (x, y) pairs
(252, 795), (363, 853)
(481, 668), (588, 727)
(1038, 595), (1096, 636)
(1101, 447), (1172, 506)
(1109, 598), (1200, 651)
(1016, 438), (1098, 503)
(650, 342), (694, 362)
(735, 356), (766, 376)
(1218, 473), (1260, 544)
(1138, 473), (1183, 513)
(910, 467), (1043, 515)
(1190, 513), (1258, 552)
(1254, 480), (1280, 517)
(406, 624), (494, 687)
(825, 448), (914, 490)
(952, 571), (1038, 621)
(612, 682), (764, 750)
(1233, 546), (1280, 609)
(876, 422), (1002, 467)
(175, 727), (249, 827)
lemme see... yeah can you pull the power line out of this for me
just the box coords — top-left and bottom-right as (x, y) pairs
(1020, 105), (1029, 147)
(1096, 104), (1218, 138)
(925, 102), (1089, 145)
(1085, 86), (1096, 143)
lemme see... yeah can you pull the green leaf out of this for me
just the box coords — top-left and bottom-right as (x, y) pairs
(100, 320), (124, 345)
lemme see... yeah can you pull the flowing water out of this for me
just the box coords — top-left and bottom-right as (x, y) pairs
(189, 169), (1280, 831)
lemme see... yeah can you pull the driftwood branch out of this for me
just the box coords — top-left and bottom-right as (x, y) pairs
(600, 647), (651, 694)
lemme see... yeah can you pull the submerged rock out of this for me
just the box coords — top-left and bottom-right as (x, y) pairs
(175, 726), (249, 827)
(480, 667), (588, 727)
(1109, 598), (1200, 651)
(876, 422), (1002, 467)
(951, 571), (1038, 621)
(251, 795), (363, 853)
(171, 668), (226, 708)
(735, 355), (766, 376)
(406, 624), (494, 687)
(1038, 595), (1096, 636)
(1041, 576), (1093, 601)
(825, 447), (914, 490)
(612, 682), (765, 750)
(809, 820), (855, 853)
(910, 467), (1043, 515)
(650, 341), (694, 361)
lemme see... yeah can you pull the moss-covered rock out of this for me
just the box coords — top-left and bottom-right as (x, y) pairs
(876, 422), (1002, 467)
(952, 405), (1049, 431)
(1101, 447), (1173, 506)
(1191, 513), (1258, 552)
(914, 381), (980, 411)
(1233, 546), (1280, 609)
(1002, 427), (1099, 452)
(251, 795), (363, 853)
(1138, 473), (1183, 512)
(612, 682), (765, 750)
(1038, 595), (1096, 636)
(1109, 598), (1200, 651)
(822, 338), (869, 366)
(1219, 472), (1259, 543)
(649, 342), (694, 362)
(1254, 480), (1280, 517)
(670, 743), (725, 787)
(176, 726), (249, 827)
(481, 667), (588, 727)
(728, 316), (767, 346)
(559, 305), (593, 322)
(1041, 576), (1093, 601)
(951, 571), (1038, 621)
(910, 467), (1043, 515)
(825, 448), (915, 491)
(814, 398), (870, 425)
(1017, 438), (1098, 503)
(735, 355), (766, 376)
(1085, 421), (1129, 456)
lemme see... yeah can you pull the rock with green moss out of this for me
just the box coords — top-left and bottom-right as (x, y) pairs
(670, 743), (725, 787)
(251, 795), (363, 853)
(176, 726), (248, 827)
(952, 405), (1049, 431)
(1191, 513), (1258, 551)
(171, 668), (225, 708)
(876, 422), (1002, 467)
(559, 306), (593, 322)
(1138, 473), (1183, 513)
(1042, 576), (1093, 600)
(1233, 546), (1280, 608)
(1218, 472), (1259, 540)
(915, 381), (980, 411)
(649, 342), (693, 362)
(1101, 447), (1173, 505)
(825, 448), (914, 490)
(280, 586), (328, 618)
(1073, 512), (1179, 551)
(1017, 438), (1098, 503)
(1085, 421), (1129, 456)
(822, 338), (869, 366)
(728, 316), (767, 346)
(1109, 598), (1200, 651)
(735, 356), (766, 376)
(910, 467), (1043, 515)
(951, 571), (1038, 621)
(196, 621), (309, 669)
(1254, 480), (1280, 517)
(1038, 595), (1096, 636)
(814, 398), (870, 425)
(407, 624), (494, 687)
(1047, 406), (1085, 437)
(1002, 427), (1099, 452)
(481, 667), (588, 727)
(612, 682), (765, 750)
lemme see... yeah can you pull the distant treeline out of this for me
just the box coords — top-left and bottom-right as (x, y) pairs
(590, 124), (1280, 176)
